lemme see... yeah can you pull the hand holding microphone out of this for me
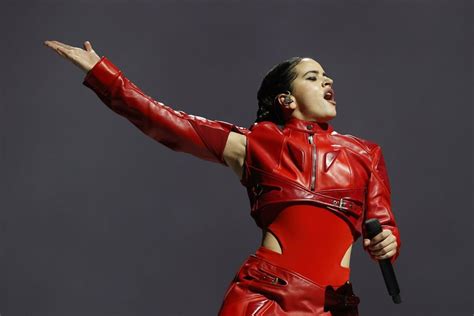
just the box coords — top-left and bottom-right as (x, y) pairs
(364, 218), (402, 304)
(363, 228), (398, 262)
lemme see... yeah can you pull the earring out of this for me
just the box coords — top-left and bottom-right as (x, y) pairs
(284, 91), (293, 105)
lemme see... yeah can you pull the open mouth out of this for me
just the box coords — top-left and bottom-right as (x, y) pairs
(323, 89), (336, 105)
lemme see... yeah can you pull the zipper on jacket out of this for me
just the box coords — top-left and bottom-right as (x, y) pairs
(308, 134), (317, 190)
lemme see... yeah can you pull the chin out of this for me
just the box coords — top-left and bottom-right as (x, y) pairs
(316, 114), (336, 123)
(327, 110), (337, 121)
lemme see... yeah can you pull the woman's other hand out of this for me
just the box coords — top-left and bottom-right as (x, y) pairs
(363, 228), (398, 260)
(44, 40), (101, 73)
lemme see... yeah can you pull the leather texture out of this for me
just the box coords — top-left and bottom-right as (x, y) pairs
(241, 118), (401, 264)
(218, 254), (360, 315)
(82, 56), (401, 267)
(82, 56), (247, 165)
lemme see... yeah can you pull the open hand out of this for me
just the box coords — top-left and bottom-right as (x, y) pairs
(363, 229), (398, 260)
(44, 40), (101, 73)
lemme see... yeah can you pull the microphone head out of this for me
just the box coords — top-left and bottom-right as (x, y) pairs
(364, 218), (383, 239)
(392, 294), (402, 304)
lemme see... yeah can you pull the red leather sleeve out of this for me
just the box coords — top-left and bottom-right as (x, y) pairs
(82, 56), (248, 165)
(362, 145), (401, 265)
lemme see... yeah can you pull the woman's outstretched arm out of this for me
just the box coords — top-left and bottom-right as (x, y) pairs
(44, 40), (248, 178)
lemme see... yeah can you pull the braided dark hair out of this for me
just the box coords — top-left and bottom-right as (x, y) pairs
(256, 57), (303, 125)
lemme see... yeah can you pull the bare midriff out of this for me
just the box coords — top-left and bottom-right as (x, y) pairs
(255, 203), (354, 287)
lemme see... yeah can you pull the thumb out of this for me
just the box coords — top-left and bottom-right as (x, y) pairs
(83, 41), (93, 52)
(363, 239), (370, 247)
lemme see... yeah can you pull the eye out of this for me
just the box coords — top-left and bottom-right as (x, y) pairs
(307, 77), (317, 81)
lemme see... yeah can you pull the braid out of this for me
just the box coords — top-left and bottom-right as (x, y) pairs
(256, 97), (283, 125)
(256, 57), (302, 125)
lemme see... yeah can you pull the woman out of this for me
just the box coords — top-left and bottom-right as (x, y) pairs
(44, 40), (401, 315)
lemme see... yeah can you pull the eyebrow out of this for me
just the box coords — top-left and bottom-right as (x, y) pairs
(303, 70), (330, 77)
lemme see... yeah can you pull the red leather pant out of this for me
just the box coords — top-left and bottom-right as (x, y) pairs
(218, 254), (360, 315)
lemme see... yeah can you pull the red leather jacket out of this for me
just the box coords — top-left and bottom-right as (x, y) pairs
(83, 56), (401, 264)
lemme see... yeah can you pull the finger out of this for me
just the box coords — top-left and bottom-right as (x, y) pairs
(44, 41), (58, 50)
(371, 242), (397, 256)
(369, 235), (396, 251)
(51, 40), (75, 50)
(369, 229), (392, 246)
(55, 46), (70, 58)
(363, 239), (370, 247)
(51, 46), (66, 57)
(44, 41), (72, 54)
(374, 249), (397, 260)
(83, 41), (93, 52)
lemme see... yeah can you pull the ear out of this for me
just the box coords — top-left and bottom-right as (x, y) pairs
(276, 94), (297, 110)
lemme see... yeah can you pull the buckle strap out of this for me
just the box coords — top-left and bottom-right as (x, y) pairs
(312, 194), (363, 218)
(324, 283), (360, 312)
(343, 295), (361, 306)
(247, 167), (364, 218)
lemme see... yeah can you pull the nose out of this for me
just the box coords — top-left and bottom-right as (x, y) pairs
(322, 76), (333, 87)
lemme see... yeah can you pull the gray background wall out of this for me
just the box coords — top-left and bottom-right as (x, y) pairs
(1, 0), (472, 315)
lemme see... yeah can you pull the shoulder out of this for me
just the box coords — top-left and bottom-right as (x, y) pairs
(248, 121), (283, 134)
(330, 129), (380, 155)
(249, 120), (280, 130)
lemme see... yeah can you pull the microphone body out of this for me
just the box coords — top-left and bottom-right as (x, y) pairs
(364, 218), (402, 304)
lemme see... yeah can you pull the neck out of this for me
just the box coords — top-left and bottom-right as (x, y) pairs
(286, 112), (334, 124)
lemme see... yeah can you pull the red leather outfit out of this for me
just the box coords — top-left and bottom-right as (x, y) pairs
(83, 56), (401, 315)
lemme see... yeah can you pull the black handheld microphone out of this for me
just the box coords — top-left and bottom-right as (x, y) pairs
(364, 218), (402, 304)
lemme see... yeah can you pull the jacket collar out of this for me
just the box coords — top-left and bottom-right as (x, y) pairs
(284, 117), (334, 134)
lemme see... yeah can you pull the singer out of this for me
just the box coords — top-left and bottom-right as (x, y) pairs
(44, 40), (401, 315)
